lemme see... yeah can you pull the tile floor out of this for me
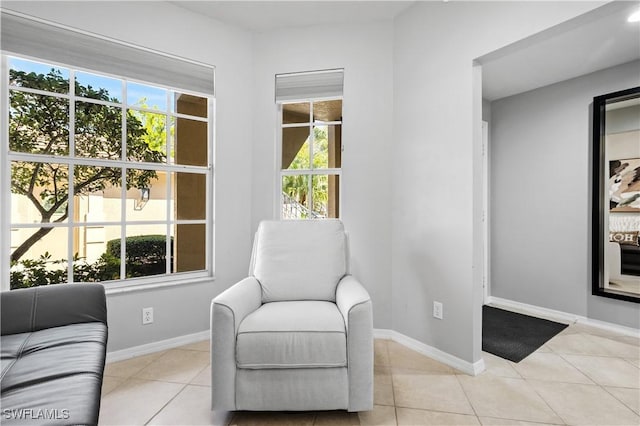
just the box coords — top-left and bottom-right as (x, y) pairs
(99, 323), (640, 425)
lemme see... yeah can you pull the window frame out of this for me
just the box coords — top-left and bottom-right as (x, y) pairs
(276, 96), (343, 220)
(1, 53), (215, 292)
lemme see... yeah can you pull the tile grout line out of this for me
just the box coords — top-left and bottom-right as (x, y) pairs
(384, 340), (399, 426)
(524, 328), (586, 426)
(478, 415), (565, 426)
(523, 367), (575, 425)
(144, 382), (189, 426)
(452, 373), (481, 424)
(600, 384), (640, 417)
(556, 349), (640, 419)
(554, 352), (600, 386)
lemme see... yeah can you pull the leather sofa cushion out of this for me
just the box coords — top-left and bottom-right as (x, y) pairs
(0, 323), (107, 425)
(237, 301), (346, 369)
(252, 220), (347, 302)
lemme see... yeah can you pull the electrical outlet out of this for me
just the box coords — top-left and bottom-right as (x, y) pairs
(142, 307), (154, 325)
(433, 301), (443, 320)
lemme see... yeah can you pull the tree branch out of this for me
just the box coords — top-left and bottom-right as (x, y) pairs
(10, 209), (69, 262)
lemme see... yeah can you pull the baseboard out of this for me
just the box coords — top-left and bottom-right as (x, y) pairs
(107, 327), (484, 375)
(487, 296), (640, 338)
(106, 330), (210, 363)
(575, 316), (640, 338)
(487, 296), (578, 324)
(374, 328), (485, 376)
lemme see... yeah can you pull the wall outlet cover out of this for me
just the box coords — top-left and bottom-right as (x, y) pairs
(142, 307), (154, 325)
(433, 301), (443, 320)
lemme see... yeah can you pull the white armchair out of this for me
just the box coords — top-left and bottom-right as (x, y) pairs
(211, 220), (373, 412)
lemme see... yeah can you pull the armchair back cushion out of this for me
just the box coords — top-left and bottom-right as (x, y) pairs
(252, 220), (347, 302)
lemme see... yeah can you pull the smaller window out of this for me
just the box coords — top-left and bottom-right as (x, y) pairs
(279, 99), (342, 219)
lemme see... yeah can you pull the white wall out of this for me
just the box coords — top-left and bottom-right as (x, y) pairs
(491, 60), (640, 329)
(251, 21), (394, 328)
(2, 1), (254, 351)
(392, 1), (603, 363)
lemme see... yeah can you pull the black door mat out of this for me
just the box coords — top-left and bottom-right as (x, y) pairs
(482, 305), (568, 363)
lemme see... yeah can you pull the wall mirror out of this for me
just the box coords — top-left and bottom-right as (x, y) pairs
(593, 86), (640, 302)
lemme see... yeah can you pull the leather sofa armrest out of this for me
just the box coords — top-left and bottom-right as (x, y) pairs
(1, 283), (107, 335)
(336, 275), (373, 411)
(211, 276), (262, 410)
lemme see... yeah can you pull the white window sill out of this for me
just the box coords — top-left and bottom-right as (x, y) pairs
(104, 275), (215, 295)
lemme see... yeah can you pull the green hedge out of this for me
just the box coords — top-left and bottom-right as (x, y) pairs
(10, 235), (175, 289)
(107, 235), (173, 276)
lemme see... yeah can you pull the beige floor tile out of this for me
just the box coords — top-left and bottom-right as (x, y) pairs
(457, 375), (562, 424)
(393, 370), (474, 414)
(314, 411), (360, 425)
(478, 417), (563, 425)
(180, 339), (211, 352)
(229, 411), (315, 425)
(567, 323), (640, 346)
(147, 384), (216, 425)
(626, 358), (640, 368)
(481, 352), (521, 378)
(357, 405), (397, 426)
(560, 322), (607, 336)
(98, 334), (640, 426)
(545, 333), (611, 356)
(396, 407), (479, 425)
(530, 380), (640, 425)
(388, 341), (453, 374)
(134, 348), (211, 383)
(374, 366), (394, 406)
(615, 335), (640, 346)
(375, 339), (391, 367)
(191, 365), (212, 386)
(511, 352), (593, 384)
(562, 354), (640, 388)
(101, 376), (126, 396)
(98, 378), (185, 425)
(606, 386), (640, 415)
(103, 351), (166, 378)
(585, 334), (640, 359)
(535, 344), (552, 353)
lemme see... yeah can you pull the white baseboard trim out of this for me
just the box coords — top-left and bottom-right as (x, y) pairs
(574, 316), (640, 338)
(487, 296), (579, 324)
(106, 330), (209, 363)
(107, 327), (484, 376)
(487, 296), (640, 338)
(374, 328), (485, 376)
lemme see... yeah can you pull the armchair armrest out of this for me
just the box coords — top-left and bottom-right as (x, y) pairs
(210, 276), (262, 410)
(1, 284), (107, 336)
(336, 275), (373, 411)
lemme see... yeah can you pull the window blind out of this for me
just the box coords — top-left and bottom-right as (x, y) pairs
(275, 69), (344, 102)
(1, 11), (215, 95)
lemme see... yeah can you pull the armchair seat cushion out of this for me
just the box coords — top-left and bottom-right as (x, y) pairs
(237, 301), (346, 369)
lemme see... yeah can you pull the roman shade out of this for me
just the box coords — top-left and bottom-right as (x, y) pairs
(1, 11), (215, 95)
(275, 69), (343, 102)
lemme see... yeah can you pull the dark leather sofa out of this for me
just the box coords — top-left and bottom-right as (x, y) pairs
(1, 284), (108, 425)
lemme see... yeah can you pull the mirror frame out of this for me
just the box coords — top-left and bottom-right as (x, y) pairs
(592, 86), (640, 303)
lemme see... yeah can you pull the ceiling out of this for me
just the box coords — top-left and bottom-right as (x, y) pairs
(480, 2), (640, 101)
(169, 1), (638, 101)
(171, 1), (414, 32)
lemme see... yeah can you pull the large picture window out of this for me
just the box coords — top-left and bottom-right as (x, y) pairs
(4, 55), (213, 289)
